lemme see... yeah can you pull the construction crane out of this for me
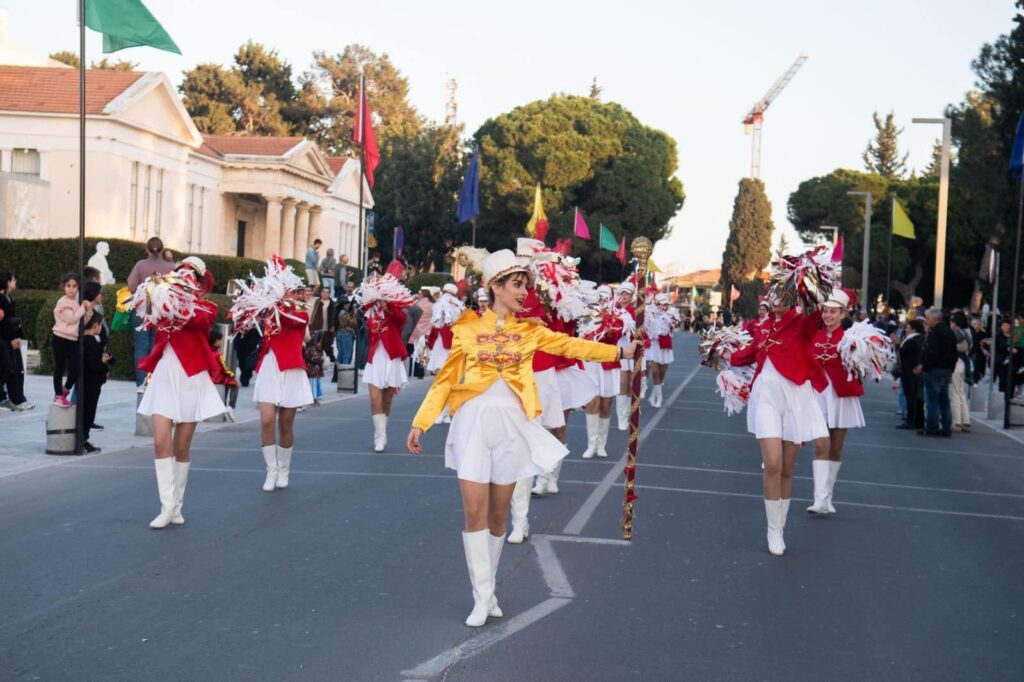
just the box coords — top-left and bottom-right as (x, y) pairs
(743, 53), (808, 179)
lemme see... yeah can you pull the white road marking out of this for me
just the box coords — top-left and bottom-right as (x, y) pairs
(562, 364), (701, 535)
(533, 533), (632, 547)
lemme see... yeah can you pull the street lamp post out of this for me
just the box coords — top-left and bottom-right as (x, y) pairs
(912, 117), (951, 308)
(847, 191), (872, 314)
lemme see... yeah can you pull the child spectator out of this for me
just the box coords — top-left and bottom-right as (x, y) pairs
(51, 273), (92, 407)
(81, 312), (110, 453)
(209, 329), (240, 422)
(304, 333), (325, 405)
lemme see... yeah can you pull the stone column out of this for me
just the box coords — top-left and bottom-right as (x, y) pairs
(293, 202), (311, 261)
(308, 205), (324, 243)
(263, 196), (284, 260)
(280, 198), (297, 259)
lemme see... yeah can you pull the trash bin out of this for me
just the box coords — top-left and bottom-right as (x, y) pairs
(45, 403), (76, 455)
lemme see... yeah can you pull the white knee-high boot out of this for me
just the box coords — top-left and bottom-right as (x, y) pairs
(806, 459), (830, 514)
(170, 460), (190, 525)
(507, 478), (531, 544)
(825, 461), (842, 513)
(276, 445), (293, 488)
(261, 444), (277, 492)
(779, 499), (791, 552)
(372, 414), (387, 453)
(616, 395), (630, 431)
(150, 458), (176, 529)
(581, 413), (599, 459)
(487, 532), (504, 618)
(764, 499), (784, 556)
(546, 461), (562, 494)
(596, 417), (611, 458)
(462, 529), (494, 627)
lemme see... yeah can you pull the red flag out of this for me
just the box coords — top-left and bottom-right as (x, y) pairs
(353, 77), (380, 188)
(615, 237), (626, 265)
(554, 238), (572, 256)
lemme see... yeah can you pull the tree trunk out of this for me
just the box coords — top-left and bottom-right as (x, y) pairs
(890, 262), (924, 307)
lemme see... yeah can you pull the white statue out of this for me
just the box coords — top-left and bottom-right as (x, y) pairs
(88, 241), (116, 284)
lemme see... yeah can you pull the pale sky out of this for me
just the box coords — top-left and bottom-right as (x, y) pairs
(6, 0), (1016, 273)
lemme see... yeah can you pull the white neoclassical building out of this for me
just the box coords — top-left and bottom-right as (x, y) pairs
(0, 58), (371, 264)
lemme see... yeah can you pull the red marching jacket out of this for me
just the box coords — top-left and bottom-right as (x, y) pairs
(518, 290), (580, 372)
(257, 310), (308, 372)
(598, 313), (625, 371)
(425, 325), (454, 351)
(812, 326), (864, 398)
(138, 301), (224, 380)
(366, 304), (409, 362)
(729, 308), (828, 392)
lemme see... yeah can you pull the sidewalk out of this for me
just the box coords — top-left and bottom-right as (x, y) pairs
(0, 373), (362, 478)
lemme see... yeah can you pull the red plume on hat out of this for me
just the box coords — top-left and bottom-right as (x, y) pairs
(842, 287), (858, 310)
(456, 279), (470, 297)
(385, 259), (405, 280)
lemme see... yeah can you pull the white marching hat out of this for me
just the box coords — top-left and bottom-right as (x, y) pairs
(618, 281), (636, 295)
(476, 287), (490, 302)
(179, 256), (206, 276)
(823, 289), (851, 309)
(481, 249), (533, 286)
(442, 282), (458, 295)
(597, 284), (613, 299)
(655, 293), (670, 305)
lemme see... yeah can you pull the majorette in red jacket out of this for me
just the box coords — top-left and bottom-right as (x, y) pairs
(811, 325), (864, 397)
(138, 300), (225, 381)
(517, 289), (581, 372)
(257, 310), (308, 372)
(729, 308), (828, 392)
(366, 304), (409, 362)
(595, 310), (626, 371)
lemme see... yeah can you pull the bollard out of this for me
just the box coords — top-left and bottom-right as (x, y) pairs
(135, 392), (153, 437)
(45, 403), (76, 455)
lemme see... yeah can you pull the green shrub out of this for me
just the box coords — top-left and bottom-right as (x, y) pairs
(8, 289), (60, 345)
(406, 272), (453, 294)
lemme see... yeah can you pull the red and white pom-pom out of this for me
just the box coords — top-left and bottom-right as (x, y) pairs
(699, 326), (753, 369)
(430, 292), (465, 328)
(355, 274), (414, 310)
(229, 255), (306, 336)
(646, 306), (674, 338)
(716, 366), (755, 415)
(767, 245), (839, 309)
(838, 319), (896, 382)
(530, 252), (586, 322)
(129, 270), (201, 331)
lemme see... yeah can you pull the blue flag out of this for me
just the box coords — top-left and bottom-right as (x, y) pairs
(456, 147), (480, 223)
(393, 225), (404, 258)
(1012, 111), (1024, 180)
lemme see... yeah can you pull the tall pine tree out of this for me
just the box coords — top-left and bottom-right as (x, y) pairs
(721, 178), (774, 301)
(863, 111), (908, 178)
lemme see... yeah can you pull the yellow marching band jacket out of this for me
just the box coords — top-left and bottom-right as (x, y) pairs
(412, 309), (619, 431)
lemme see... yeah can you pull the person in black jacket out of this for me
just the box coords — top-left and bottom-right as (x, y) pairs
(897, 319), (926, 430)
(81, 313), (111, 454)
(0, 271), (33, 411)
(916, 308), (958, 436)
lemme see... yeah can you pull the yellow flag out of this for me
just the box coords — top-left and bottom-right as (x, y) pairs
(647, 259), (662, 273)
(525, 184), (548, 237)
(893, 199), (915, 239)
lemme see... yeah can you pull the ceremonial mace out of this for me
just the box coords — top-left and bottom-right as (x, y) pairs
(622, 236), (653, 540)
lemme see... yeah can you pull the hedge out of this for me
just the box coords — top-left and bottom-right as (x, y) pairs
(32, 286), (233, 381)
(0, 238), (338, 294)
(406, 272), (453, 293)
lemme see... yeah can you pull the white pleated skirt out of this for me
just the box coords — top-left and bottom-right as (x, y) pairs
(647, 346), (674, 365)
(137, 347), (226, 424)
(253, 351), (314, 408)
(746, 359), (828, 442)
(445, 379), (568, 484)
(585, 361), (620, 398)
(426, 337), (449, 372)
(535, 367), (565, 429)
(817, 379), (866, 429)
(363, 346), (409, 389)
(557, 364), (598, 410)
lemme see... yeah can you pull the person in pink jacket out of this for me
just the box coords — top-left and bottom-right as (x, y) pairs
(51, 273), (93, 407)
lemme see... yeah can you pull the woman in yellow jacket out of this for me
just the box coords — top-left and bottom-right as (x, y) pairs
(407, 250), (637, 627)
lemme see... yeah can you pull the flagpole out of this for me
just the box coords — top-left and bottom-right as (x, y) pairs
(471, 216), (476, 248)
(356, 72), (366, 276)
(572, 207), (577, 258)
(1004, 177), (1024, 428)
(988, 252), (1000, 417)
(75, 0), (86, 455)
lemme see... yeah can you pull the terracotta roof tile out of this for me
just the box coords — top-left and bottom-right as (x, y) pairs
(0, 65), (145, 114)
(325, 157), (347, 175)
(200, 135), (305, 157)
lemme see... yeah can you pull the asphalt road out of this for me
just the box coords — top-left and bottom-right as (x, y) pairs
(2, 336), (1023, 681)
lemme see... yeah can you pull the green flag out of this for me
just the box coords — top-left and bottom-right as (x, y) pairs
(85, 0), (181, 54)
(599, 223), (618, 252)
(892, 198), (915, 239)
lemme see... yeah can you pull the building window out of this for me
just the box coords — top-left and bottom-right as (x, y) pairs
(186, 184), (195, 250)
(142, 165), (151, 237)
(11, 149), (40, 176)
(154, 168), (164, 236)
(130, 162), (139, 239)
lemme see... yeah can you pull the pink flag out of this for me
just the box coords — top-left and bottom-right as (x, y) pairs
(574, 210), (591, 239)
(831, 235), (844, 263)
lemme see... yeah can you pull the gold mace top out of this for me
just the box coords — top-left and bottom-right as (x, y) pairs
(631, 236), (654, 263)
